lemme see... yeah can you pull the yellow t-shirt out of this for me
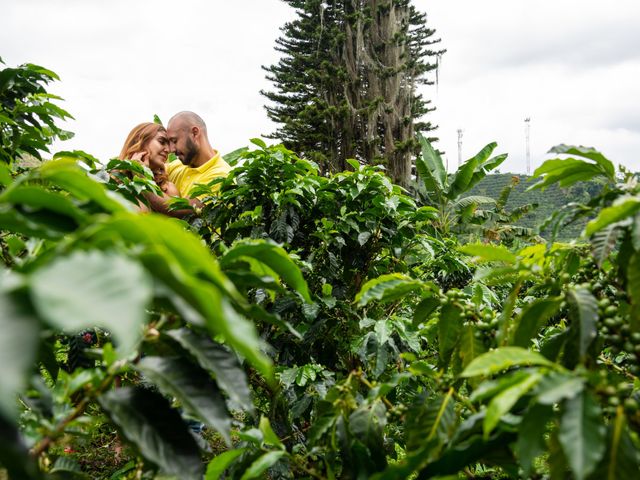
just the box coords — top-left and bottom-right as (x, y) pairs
(166, 152), (231, 198)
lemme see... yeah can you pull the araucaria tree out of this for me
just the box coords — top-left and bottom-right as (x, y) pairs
(262, 0), (444, 187)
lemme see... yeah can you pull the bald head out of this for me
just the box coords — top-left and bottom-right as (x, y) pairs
(168, 111), (207, 133)
(167, 111), (214, 167)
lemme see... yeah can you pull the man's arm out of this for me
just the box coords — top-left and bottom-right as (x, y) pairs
(143, 191), (202, 218)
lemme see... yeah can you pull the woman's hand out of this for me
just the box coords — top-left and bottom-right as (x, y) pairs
(131, 151), (150, 168)
(163, 181), (180, 196)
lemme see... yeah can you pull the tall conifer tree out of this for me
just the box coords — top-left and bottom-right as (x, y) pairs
(262, 0), (444, 186)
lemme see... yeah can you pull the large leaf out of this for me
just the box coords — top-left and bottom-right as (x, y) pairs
(36, 159), (130, 213)
(483, 371), (543, 437)
(30, 250), (152, 356)
(239, 451), (286, 480)
(534, 372), (584, 405)
(438, 304), (464, 367)
(558, 390), (606, 480)
(585, 197), (640, 237)
(355, 273), (427, 306)
(516, 405), (553, 477)
(99, 387), (203, 480)
(458, 324), (486, 369)
(220, 240), (311, 302)
(137, 356), (232, 443)
(530, 157), (606, 191)
(460, 347), (555, 378)
(548, 144), (615, 179)
(567, 286), (598, 361)
(205, 448), (247, 480)
(416, 134), (447, 195)
(166, 328), (252, 410)
(0, 285), (40, 420)
(459, 243), (517, 264)
(512, 297), (562, 347)
(591, 223), (620, 267)
(447, 142), (498, 199)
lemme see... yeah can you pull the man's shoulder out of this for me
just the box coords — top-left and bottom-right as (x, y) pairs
(166, 159), (184, 175)
(202, 153), (231, 174)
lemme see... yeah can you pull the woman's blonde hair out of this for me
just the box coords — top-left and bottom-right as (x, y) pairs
(118, 122), (166, 160)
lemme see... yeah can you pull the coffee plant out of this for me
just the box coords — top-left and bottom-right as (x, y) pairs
(1, 59), (640, 480)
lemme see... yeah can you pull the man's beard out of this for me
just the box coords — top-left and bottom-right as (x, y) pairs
(182, 137), (198, 166)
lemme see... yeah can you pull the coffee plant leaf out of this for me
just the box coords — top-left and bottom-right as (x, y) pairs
(30, 250), (152, 357)
(166, 328), (252, 411)
(530, 158), (605, 191)
(220, 239), (311, 302)
(205, 448), (247, 480)
(460, 347), (555, 378)
(534, 372), (584, 405)
(459, 243), (517, 264)
(483, 371), (543, 437)
(591, 223), (621, 267)
(548, 144), (615, 179)
(137, 356), (232, 444)
(585, 197), (640, 237)
(239, 450), (286, 480)
(0, 286), (40, 420)
(558, 390), (606, 480)
(99, 387), (203, 480)
(356, 273), (427, 307)
(36, 159), (130, 213)
(438, 304), (464, 367)
(512, 296), (562, 347)
(516, 404), (554, 476)
(567, 285), (598, 361)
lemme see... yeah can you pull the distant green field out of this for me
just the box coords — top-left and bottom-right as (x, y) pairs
(465, 173), (603, 241)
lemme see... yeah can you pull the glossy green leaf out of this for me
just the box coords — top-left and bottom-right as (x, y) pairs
(99, 387), (203, 480)
(535, 372), (584, 405)
(137, 356), (232, 443)
(205, 448), (247, 480)
(166, 328), (252, 410)
(220, 240), (311, 302)
(516, 404), (553, 477)
(239, 451), (286, 480)
(558, 390), (606, 480)
(460, 347), (555, 378)
(512, 297), (562, 347)
(458, 243), (517, 264)
(259, 416), (284, 449)
(567, 286), (598, 360)
(438, 304), (464, 367)
(484, 371), (542, 437)
(586, 197), (640, 237)
(548, 144), (615, 179)
(30, 250), (152, 356)
(416, 134), (447, 194)
(356, 273), (426, 307)
(458, 324), (486, 369)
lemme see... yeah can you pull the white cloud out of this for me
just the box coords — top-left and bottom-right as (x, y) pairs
(3, 0), (640, 173)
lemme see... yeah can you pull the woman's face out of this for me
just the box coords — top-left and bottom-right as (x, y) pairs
(145, 130), (170, 169)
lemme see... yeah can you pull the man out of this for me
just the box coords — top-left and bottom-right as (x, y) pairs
(166, 111), (231, 198)
(146, 111), (230, 216)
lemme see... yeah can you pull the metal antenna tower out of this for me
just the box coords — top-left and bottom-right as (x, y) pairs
(524, 117), (531, 175)
(457, 128), (463, 168)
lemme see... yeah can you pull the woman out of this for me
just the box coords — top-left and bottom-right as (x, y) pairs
(118, 122), (180, 197)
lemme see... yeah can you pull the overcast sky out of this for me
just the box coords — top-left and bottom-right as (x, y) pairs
(3, 0), (640, 173)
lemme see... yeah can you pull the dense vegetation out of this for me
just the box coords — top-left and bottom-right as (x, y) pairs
(2, 59), (640, 480)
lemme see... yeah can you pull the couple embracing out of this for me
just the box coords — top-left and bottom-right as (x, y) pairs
(118, 111), (230, 216)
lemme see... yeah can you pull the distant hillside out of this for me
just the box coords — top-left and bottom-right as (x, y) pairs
(466, 173), (603, 240)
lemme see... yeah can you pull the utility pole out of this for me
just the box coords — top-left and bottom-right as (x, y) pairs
(457, 128), (463, 168)
(524, 117), (531, 175)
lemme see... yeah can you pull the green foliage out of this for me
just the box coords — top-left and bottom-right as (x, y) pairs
(3, 59), (640, 480)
